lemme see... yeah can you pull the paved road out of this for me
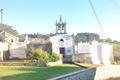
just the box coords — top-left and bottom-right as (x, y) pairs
(95, 65), (120, 80)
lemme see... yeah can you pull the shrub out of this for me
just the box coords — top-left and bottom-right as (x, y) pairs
(32, 49), (50, 62)
(50, 53), (60, 62)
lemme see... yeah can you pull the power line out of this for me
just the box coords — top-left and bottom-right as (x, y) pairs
(109, 0), (120, 9)
(89, 0), (106, 38)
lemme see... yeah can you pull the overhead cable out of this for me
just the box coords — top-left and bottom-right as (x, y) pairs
(89, 0), (106, 38)
(109, 0), (120, 9)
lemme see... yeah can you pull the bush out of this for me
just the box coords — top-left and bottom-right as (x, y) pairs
(32, 49), (50, 62)
(28, 49), (60, 63)
(50, 53), (60, 62)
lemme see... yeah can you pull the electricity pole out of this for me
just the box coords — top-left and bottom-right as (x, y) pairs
(0, 9), (3, 24)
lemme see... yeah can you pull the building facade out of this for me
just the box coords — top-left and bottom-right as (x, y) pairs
(0, 24), (28, 61)
(50, 17), (74, 57)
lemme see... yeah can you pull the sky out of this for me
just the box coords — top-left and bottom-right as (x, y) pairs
(0, 0), (120, 41)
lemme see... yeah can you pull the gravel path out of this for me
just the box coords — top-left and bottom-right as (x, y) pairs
(94, 65), (120, 80)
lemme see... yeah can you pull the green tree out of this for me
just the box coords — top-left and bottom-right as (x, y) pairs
(74, 32), (100, 43)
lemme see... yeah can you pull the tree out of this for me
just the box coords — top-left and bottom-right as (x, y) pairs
(105, 38), (112, 43)
(0, 24), (18, 36)
(74, 32), (100, 43)
(28, 33), (49, 39)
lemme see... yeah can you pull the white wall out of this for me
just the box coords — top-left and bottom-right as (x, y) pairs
(76, 42), (113, 65)
(90, 45), (101, 64)
(76, 43), (91, 53)
(0, 42), (9, 61)
(101, 44), (112, 65)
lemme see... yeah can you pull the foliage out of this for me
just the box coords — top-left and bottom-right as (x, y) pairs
(98, 38), (120, 44)
(74, 32), (100, 43)
(50, 53), (60, 62)
(26, 44), (60, 62)
(0, 24), (18, 36)
(42, 42), (52, 54)
(28, 33), (49, 39)
(32, 49), (50, 62)
(74, 32), (120, 44)
(113, 43), (120, 52)
(113, 43), (120, 64)
(104, 38), (112, 43)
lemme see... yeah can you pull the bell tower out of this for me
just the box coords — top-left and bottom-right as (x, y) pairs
(55, 16), (67, 34)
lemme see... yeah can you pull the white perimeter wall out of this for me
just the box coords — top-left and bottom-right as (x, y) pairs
(76, 43), (113, 65)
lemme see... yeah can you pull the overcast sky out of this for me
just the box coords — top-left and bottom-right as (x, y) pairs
(0, 0), (120, 41)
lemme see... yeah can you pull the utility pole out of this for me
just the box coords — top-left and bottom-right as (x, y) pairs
(0, 9), (3, 24)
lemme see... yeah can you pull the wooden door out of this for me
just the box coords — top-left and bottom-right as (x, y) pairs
(60, 47), (65, 57)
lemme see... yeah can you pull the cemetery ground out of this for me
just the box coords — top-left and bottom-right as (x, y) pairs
(0, 64), (83, 80)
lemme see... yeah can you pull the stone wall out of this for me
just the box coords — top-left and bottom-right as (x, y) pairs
(48, 68), (96, 80)
(72, 53), (92, 63)
(9, 42), (27, 59)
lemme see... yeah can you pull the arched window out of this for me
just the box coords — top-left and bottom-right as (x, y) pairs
(59, 39), (64, 42)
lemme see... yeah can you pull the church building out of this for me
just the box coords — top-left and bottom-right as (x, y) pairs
(50, 16), (74, 58)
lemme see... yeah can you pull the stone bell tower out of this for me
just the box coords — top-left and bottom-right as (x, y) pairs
(55, 16), (67, 34)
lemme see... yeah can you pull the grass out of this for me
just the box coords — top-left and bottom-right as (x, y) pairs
(0, 64), (83, 80)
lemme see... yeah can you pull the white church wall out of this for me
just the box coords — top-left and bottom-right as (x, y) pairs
(50, 36), (60, 54)
(50, 34), (74, 56)
(65, 46), (74, 55)
(65, 37), (74, 55)
(52, 46), (59, 54)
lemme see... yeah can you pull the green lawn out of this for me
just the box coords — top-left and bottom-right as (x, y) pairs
(0, 64), (83, 80)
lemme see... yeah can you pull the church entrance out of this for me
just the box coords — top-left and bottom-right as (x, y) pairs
(60, 47), (65, 57)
